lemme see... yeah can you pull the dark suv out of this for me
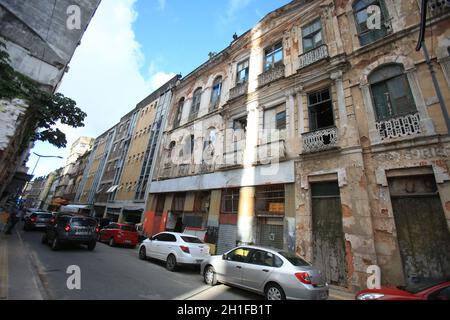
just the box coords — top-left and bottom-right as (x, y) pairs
(42, 215), (98, 251)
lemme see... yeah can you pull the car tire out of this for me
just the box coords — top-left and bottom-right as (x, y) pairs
(265, 283), (286, 301)
(139, 246), (147, 260)
(204, 265), (218, 286)
(51, 236), (61, 251)
(87, 241), (96, 251)
(109, 237), (116, 247)
(41, 233), (48, 245)
(166, 254), (177, 272)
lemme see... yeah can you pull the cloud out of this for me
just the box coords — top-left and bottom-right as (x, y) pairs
(26, 0), (175, 178)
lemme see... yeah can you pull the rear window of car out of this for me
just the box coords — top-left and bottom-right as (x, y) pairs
(278, 252), (310, 267)
(36, 213), (52, 218)
(181, 236), (203, 244)
(71, 218), (96, 227)
(121, 225), (136, 231)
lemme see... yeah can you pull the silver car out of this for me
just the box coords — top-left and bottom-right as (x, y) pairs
(200, 245), (329, 300)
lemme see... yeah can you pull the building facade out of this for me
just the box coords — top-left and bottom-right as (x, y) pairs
(145, 0), (450, 292)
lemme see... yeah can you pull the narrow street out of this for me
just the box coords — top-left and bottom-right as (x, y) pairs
(8, 222), (263, 300)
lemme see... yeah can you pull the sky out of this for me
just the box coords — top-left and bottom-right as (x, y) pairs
(26, 0), (292, 178)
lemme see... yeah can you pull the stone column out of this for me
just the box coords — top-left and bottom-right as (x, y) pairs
(360, 84), (381, 144)
(237, 186), (256, 245)
(331, 71), (348, 129)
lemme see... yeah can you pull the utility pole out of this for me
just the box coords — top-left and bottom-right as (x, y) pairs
(416, 0), (450, 134)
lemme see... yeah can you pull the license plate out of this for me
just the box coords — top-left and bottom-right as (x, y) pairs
(35, 224), (46, 227)
(75, 232), (90, 236)
(125, 240), (132, 244)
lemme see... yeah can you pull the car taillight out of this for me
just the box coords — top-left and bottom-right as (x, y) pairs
(64, 225), (71, 232)
(50, 218), (55, 224)
(180, 246), (190, 254)
(31, 217), (37, 222)
(96, 227), (99, 233)
(295, 272), (312, 284)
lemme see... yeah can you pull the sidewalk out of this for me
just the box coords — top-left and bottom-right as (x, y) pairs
(0, 222), (45, 300)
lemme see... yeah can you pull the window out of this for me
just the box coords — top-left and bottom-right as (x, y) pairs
(168, 141), (176, 160)
(190, 135), (195, 155)
(190, 88), (202, 120)
(308, 88), (334, 131)
(264, 105), (286, 131)
(302, 20), (323, 52)
(172, 193), (186, 212)
(181, 236), (204, 244)
(255, 185), (285, 216)
(174, 98), (184, 127)
(353, 0), (388, 46)
(248, 250), (276, 267)
(276, 111), (286, 130)
(264, 42), (283, 71)
(203, 128), (217, 154)
(210, 76), (222, 110)
(236, 59), (249, 84)
(278, 251), (310, 267)
(221, 188), (240, 214)
(369, 64), (416, 121)
(226, 248), (252, 262)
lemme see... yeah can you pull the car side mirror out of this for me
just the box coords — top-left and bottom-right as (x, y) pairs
(222, 254), (227, 260)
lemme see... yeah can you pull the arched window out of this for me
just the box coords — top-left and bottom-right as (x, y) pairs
(369, 64), (416, 121)
(167, 141), (176, 160)
(174, 98), (184, 127)
(210, 77), (222, 110)
(353, 0), (388, 46)
(189, 88), (202, 120)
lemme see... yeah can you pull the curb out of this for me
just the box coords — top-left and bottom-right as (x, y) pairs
(15, 228), (51, 300)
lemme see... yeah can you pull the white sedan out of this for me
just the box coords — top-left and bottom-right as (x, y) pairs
(138, 232), (210, 271)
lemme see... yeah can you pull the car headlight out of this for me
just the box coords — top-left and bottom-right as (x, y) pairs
(357, 293), (385, 300)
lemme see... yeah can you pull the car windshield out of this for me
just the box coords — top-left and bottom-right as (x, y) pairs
(181, 236), (203, 244)
(71, 218), (96, 227)
(278, 251), (310, 266)
(121, 225), (136, 232)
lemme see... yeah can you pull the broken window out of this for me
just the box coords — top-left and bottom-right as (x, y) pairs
(221, 188), (240, 214)
(308, 88), (334, 131)
(210, 76), (222, 110)
(236, 59), (249, 84)
(190, 88), (202, 120)
(369, 64), (416, 121)
(264, 42), (283, 71)
(353, 0), (388, 46)
(302, 19), (323, 52)
(167, 141), (176, 163)
(255, 185), (285, 216)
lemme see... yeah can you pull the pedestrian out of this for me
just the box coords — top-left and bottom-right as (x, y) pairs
(4, 205), (22, 235)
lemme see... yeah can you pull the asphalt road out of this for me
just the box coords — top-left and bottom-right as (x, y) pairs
(18, 226), (263, 300)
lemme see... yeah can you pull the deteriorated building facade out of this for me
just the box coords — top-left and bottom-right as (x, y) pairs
(145, 0), (450, 292)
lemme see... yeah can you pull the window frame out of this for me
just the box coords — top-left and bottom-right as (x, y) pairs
(221, 188), (240, 214)
(236, 59), (250, 85)
(210, 76), (223, 110)
(264, 42), (284, 71)
(307, 88), (335, 131)
(190, 89), (202, 120)
(302, 19), (324, 53)
(352, 0), (389, 47)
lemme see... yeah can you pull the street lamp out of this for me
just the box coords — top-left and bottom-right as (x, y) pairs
(21, 153), (64, 206)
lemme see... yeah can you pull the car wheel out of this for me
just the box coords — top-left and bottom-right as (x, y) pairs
(87, 241), (96, 251)
(166, 254), (177, 272)
(41, 233), (48, 245)
(51, 237), (61, 251)
(204, 266), (218, 286)
(139, 246), (147, 260)
(265, 283), (286, 301)
(109, 237), (116, 247)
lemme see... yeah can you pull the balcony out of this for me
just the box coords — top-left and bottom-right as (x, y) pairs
(229, 82), (248, 101)
(428, 0), (450, 16)
(302, 126), (338, 153)
(298, 44), (329, 70)
(218, 149), (244, 169)
(258, 64), (285, 87)
(376, 112), (421, 141)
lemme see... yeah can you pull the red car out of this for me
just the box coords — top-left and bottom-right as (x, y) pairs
(356, 280), (450, 300)
(98, 223), (138, 247)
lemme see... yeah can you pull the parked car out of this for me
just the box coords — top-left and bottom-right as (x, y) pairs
(356, 279), (450, 300)
(42, 214), (98, 251)
(95, 217), (112, 232)
(138, 232), (210, 271)
(23, 212), (53, 231)
(98, 223), (138, 247)
(23, 208), (41, 221)
(200, 246), (329, 300)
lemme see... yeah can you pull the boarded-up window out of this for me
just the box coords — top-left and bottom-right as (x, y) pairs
(255, 185), (285, 216)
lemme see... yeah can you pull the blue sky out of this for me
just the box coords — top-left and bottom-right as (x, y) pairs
(26, 0), (292, 178)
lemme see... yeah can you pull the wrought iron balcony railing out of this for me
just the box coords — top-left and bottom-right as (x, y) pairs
(258, 64), (285, 87)
(298, 44), (329, 69)
(302, 126), (338, 153)
(376, 112), (421, 141)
